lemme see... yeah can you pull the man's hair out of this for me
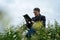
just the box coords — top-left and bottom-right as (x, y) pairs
(34, 8), (40, 12)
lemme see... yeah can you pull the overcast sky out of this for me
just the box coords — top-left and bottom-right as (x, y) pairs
(0, 0), (60, 26)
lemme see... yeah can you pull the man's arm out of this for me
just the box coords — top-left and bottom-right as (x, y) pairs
(41, 16), (46, 27)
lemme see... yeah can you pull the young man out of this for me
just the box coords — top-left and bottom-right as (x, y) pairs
(32, 8), (46, 27)
(24, 8), (46, 39)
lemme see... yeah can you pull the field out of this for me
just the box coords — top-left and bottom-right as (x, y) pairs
(0, 21), (60, 40)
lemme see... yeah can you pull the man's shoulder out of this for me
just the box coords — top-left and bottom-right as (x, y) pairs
(32, 15), (46, 21)
(32, 15), (46, 19)
(41, 15), (46, 21)
(41, 15), (46, 19)
(41, 15), (45, 18)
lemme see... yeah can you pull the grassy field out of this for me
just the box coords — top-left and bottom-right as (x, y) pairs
(0, 21), (60, 40)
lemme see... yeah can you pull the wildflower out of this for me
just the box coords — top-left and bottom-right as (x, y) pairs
(48, 33), (51, 36)
(13, 35), (16, 38)
(56, 33), (59, 37)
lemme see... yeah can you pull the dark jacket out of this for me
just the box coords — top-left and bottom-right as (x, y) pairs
(32, 14), (46, 27)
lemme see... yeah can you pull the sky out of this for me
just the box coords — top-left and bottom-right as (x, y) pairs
(0, 0), (60, 26)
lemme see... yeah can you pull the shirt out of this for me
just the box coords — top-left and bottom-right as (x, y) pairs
(32, 14), (46, 27)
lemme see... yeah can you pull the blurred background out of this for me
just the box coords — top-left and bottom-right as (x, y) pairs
(0, 0), (60, 40)
(0, 0), (60, 32)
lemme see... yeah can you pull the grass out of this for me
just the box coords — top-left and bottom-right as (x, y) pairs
(0, 21), (60, 40)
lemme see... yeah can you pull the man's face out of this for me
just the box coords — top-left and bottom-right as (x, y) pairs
(33, 10), (40, 16)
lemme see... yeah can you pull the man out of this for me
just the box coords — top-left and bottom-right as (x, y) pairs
(24, 8), (46, 39)
(32, 8), (46, 27)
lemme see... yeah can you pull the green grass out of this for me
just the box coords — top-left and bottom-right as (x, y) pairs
(0, 21), (60, 40)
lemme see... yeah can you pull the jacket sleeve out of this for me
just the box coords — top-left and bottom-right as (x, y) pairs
(41, 16), (46, 27)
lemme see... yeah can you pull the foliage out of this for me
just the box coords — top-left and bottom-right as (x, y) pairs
(0, 21), (60, 40)
(0, 11), (60, 40)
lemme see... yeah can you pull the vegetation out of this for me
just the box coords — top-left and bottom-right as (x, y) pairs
(0, 21), (60, 40)
(0, 11), (60, 40)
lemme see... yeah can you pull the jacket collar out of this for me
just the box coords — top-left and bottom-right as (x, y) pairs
(35, 14), (41, 17)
